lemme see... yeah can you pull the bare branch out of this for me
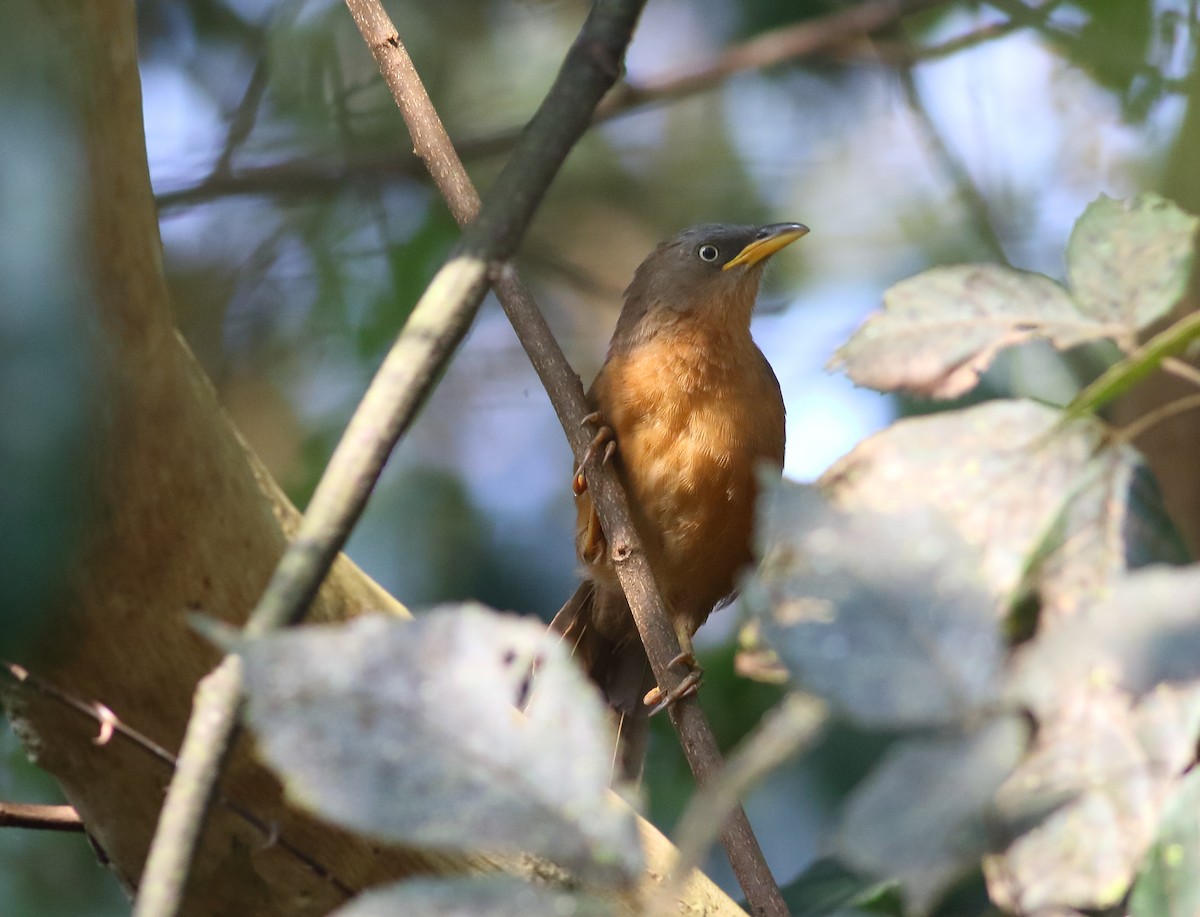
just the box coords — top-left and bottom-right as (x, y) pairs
(0, 801), (84, 833)
(133, 3), (647, 915)
(3, 662), (357, 898)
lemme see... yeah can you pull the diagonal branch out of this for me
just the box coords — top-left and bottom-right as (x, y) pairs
(132, 3), (646, 916)
(342, 2), (787, 914)
(0, 801), (84, 833)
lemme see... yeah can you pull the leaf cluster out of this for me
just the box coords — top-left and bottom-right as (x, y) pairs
(740, 193), (1200, 915)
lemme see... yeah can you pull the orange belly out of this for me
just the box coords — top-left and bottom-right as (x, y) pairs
(577, 324), (785, 638)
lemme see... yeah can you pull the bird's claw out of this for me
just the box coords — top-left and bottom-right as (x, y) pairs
(572, 412), (617, 494)
(644, 648), (703, 714)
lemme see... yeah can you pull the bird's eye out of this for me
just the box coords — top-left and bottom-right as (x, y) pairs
(697, 244), (720, 263)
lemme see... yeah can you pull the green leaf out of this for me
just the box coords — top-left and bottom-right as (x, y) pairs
(240, 607), (642, 886)
(830, 264), (1107, 399)
(779, 857), (900, 917)
(834, 717), (1027, 915)
(746, 480), (1002, 729)
(329, 876), (612, 917)
(1066, 194), (1197, 329)
(1129, 767), (1200, 917)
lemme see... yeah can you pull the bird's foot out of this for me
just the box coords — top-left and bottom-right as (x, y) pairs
(643, 652), (703, 715)
(572, 411), (617, 496)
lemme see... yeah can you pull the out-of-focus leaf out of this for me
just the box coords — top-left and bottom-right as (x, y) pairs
(328, 876), (612, 917)
(985, 682), (1200, 913)
(834, 716), (1027, 915)
(779, 857), (900, 917)
(823, 399), (1162, 619)
(830, 264), (1104, 399)
(1067, 0), (1154, 113)
(1029, 445), (1189, 624)
(745, 480), (1002, 729)
(1129, 767), (1200, 917)
(1010, 566), (1200, 714)
(1066, 194), (1197, 329)
(1065, 311), (1200, 418)
(240, 607), (642, 886)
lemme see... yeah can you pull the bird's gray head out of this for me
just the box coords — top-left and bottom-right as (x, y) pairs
(612, 222), (808, 349)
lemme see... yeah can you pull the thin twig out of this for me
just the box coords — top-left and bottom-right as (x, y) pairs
(156, 0), (957, 211)
(890, 30), (1012, 264)
(659, 695), (828, 907)
(2, 662), (356, 897)
(212, 55), (269, 179)
(134, 659), (245, 917)
(1114, 393), (1200, 446)
(133, 4), (646, 915)
(1163, 356), (1200, 389)
(342, 2), (792, 911)
(0, 801), (85, 833)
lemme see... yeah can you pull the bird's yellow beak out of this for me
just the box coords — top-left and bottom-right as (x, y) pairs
(723, 223), (810, 271)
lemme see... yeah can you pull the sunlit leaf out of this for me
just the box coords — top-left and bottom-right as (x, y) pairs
(328, 876), (611, 917)
(830, 264), (1112, 399)
(745, 480), (1001, 729)
(985, 683), (1200, 913)
(240, 607), (642, 886)
(1010, 566), (1200, 714)
(1028, 448), (1188, 624)
(1066, 194), (1198, 329)
(822, 399), (1163, 619)
(835, 716), (1027, 915)
(1129, 767), (1200, 917)
(832, 195), (1197, 400)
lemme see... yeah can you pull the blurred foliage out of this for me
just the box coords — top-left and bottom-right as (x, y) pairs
(739, 193), (1199, 915)
(0, 2), (98, 657)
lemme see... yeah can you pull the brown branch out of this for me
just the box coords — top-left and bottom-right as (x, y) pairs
(134, 4), (647, 916)
(341, 3), (790, 914)
(0, 801), (84, 833)
(2, 662), (356, 898)
(600, 0), (949, 114)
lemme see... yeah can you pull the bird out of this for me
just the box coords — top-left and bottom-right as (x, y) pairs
(551, 222), (806, 779)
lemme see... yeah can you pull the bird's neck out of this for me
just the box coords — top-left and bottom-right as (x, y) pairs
(609, 286), (759, 359)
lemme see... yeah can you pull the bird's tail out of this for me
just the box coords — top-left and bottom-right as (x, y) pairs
(550, 580), (654, 783)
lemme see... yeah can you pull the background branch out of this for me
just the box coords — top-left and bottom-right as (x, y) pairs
(156, 0), (958, 212)
(3, 663), (354, 896)
(133, 3), (648, 915)
(0, 802), (84, 833)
